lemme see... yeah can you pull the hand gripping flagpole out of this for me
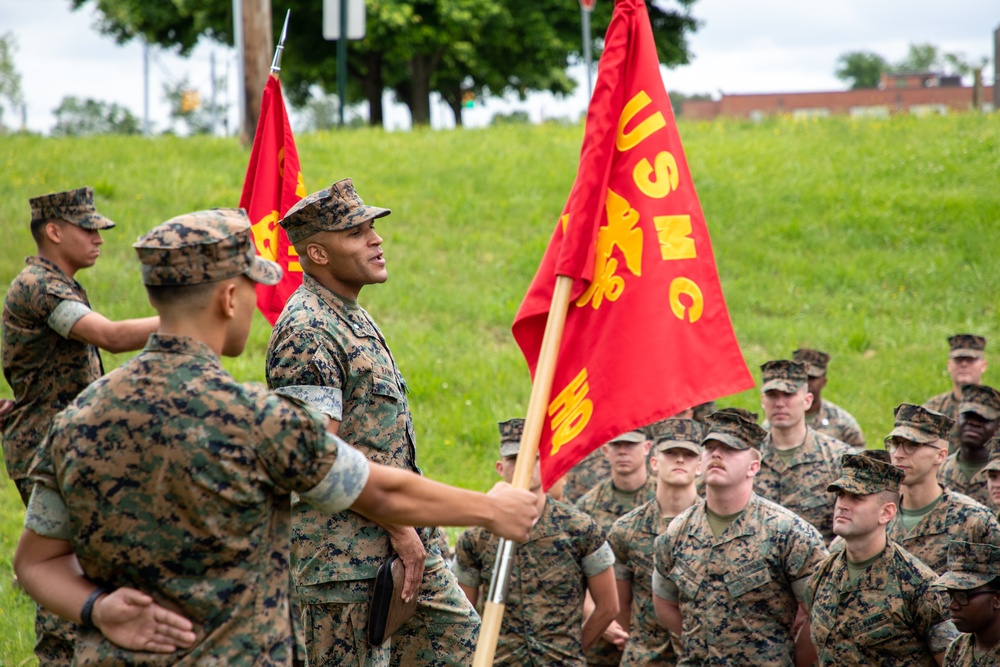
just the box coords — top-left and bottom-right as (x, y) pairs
(270, 9), (291, 74)
(472, 274), (574, 666)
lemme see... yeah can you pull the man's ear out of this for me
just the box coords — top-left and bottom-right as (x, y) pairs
(44, 221), (63, 245)
(218, 281), (238, 320)
(306, 241), (328, 265)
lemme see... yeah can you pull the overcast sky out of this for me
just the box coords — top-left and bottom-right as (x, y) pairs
(2, 0), (997, 134)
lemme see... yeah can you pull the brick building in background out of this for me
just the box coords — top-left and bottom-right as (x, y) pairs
(684, 25), (999, 121)
(683, 77), (994, 121)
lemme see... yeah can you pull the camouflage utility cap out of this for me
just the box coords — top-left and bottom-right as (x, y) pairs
(651, 419), (703, 454)
(828, 453), (903, 495)
(934, 541), (1000, 590)
(983, 436), (1000, 473)
(860, 449), (891, 464)
(958, 383), (1000, 420)
(134, 208), (281, 286)
(607, 430), (646, 445)
(280, 178), (391, 243)
(885, 403), (954, 445)
(761, 359), (807, 393)
(948, 334), (986, 359)
(29, 186), (115, 230)
(703, 408), (765, 451)
(793, 348), (830, 378)
(498, 418), (524, 457)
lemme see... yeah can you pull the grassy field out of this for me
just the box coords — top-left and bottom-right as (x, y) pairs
(1, 112), (999, 659)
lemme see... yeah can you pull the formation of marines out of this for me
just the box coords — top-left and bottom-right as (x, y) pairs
(3, 183), (1000, 666)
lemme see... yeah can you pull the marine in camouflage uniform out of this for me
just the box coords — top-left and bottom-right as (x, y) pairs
(576, 430), (656, 666)
(793, 348), (866, 450)
(887, 487), (1000, 575)
(608, 419), (703, 667)
(807, 454), (959, 666)
(934, 541), (1000, 666)
(923, 334), (988, 453)
(884, 401), (1000, 574)
(2, 187), (157, 665)
(18, 210), (372, 665)
(266, 179), (477, 667)
(652, 409), (828, 667)
(757, 360), (852, 542)
(576, 432), (657, 533)
(454, 419), (616, 666)
(936, 384), (1000, 507)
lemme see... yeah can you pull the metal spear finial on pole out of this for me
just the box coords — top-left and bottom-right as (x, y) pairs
(271, 9), (291, 74)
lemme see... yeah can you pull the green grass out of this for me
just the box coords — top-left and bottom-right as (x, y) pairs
(2, 112), (999, 658)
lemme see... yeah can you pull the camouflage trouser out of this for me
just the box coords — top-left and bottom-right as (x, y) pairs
(301, 552), (479, 667)
(584, 638), (622, 667)
(35, 604), (76, 666)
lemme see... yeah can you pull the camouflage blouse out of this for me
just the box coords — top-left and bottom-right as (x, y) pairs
(27, 334), (365, 666)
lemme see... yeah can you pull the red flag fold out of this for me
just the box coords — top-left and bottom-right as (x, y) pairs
(239, 75), (307, 325)
(512, 0), (755, 490)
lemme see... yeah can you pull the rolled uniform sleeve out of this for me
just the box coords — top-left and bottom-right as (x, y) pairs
(582, 541), (615, 577)
(271, 385), (343, 421)
(24, 430), (69, 539)
(24, 484), (72, 540)
(299, 435), (369, 513)
(48, 299), (92, 339)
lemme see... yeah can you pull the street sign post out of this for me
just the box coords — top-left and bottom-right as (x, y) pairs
(323, 0), (366, 127)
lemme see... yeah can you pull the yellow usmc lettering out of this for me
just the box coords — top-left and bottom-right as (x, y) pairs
(548, 368), (593, 455)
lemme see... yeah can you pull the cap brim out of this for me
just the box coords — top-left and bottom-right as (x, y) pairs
(933, 571), (996, 590)
(499, 442), (520, 457)
(703, 433), (752, 451)
(71, 212), (116, 230)
(950, 349), (985, 359)
(827, 478), (873, 495)
(962, 405), (1000, 420)
(762, 379), (804, 393)
(983, 459), (1000, 473)
(654, 440), (701, 454)
(246, 257), (283, 286)
(885, 427), (938, 444)
(343, 205), (391, 230)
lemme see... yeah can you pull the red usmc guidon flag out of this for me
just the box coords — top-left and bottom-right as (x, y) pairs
(239, 74), (307, 325)
(512, 0), (754, 489)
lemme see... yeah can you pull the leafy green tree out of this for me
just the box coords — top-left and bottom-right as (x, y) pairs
(893, 43), (940, 73)
(0, 32), (24, 131)
(69, 0), (233, 55)
(51, 96), (142, 136)
(71, 0), (701, 128)
(835, 51), (888, 89)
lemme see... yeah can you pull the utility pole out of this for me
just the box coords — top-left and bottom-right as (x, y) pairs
(210, 50), (218, 135)
(237, 0), (272, 146)
(143, 40), (150, 135)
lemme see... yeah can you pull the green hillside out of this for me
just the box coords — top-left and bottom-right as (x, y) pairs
(1, 112), (999, 658)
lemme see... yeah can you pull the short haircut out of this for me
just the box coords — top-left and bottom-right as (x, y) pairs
(876, 489), (900, 507)
(30, 218), (62, 245)
(145, 281), (221, 309)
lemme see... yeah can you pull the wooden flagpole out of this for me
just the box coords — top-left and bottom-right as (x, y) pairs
(472, 274), (575, 667)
